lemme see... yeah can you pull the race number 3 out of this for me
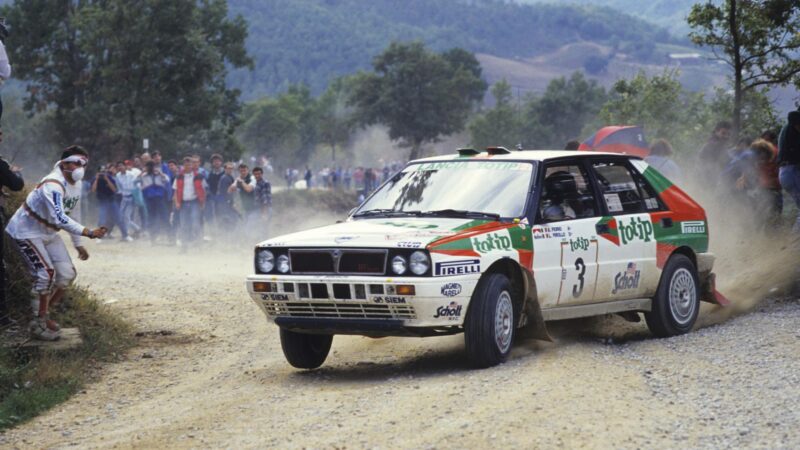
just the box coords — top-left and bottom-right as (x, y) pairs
(572, 257), (586, 298)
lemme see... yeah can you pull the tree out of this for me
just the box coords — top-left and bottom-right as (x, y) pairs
(688, 0), (800, 135)
(3, 0), (252, 158)
(468, 80), (523, 150)
(523, 72), (608, 149)
(317, 77), (356, 163)
(349, 42), (487, 160)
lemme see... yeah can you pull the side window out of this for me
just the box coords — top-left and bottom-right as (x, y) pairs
(592, 161), (645, 215)
(538, 163), (599, 223)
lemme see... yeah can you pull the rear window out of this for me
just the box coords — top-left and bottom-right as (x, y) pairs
(592, 161), (644, 215)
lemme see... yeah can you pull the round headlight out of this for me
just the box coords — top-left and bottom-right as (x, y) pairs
(391, 255), (407, 275)
(409, 251), (430, 275)
(256, 249), (274, 273)
(276, 254), (290, 273)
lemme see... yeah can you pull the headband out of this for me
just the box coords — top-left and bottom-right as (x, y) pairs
(60, 155), (88, 166)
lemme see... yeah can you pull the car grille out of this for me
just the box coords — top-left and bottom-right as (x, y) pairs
(261, 301), (416, 320)
(289, 249), (387, 275)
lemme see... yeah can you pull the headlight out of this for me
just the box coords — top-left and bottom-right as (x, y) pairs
(276, 254), (290, 273)
(391, 255), (407, 275)
(256, 249), (274, 273)
(409, 251), (430, 275)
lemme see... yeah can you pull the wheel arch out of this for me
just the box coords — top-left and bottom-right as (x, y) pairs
(668, 246), (697, 269)
(480, 258), (552, 341)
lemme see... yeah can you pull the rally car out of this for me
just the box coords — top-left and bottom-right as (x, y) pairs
(246, 148), (726, 369)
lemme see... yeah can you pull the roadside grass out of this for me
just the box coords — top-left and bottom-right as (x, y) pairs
(0, 190), (134, 431)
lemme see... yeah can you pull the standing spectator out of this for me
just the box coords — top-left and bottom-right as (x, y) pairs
(698, 121), (733, 174)
(173, 156), (206, 252)
(645, 139), (683, 184)
(92, 163), (130, 241)
(353, 166), (364, 191)
(192, 154), (208, 178)
(564, 139), (580, 150)
(166, 159), (179, 244)
(284, 168), (293, 189)
(229, 163), (256, 223)
(253, 167), (272, 224)
(778, 111), (800, 232)
(115, 161), (141, 238)
(206, 154), (225, 226)
(0, 155), (23, 325)
(140, 161), (169, 244)
(0, 17), (11, 123)
(304, 166), (312, 189)
(217, 162), (238, 228)
(153, 151), (171, 180)
(344, 167), (352, 190)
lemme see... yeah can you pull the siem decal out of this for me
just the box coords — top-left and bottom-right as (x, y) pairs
(373, 296), (407, 304)
(619, 217), (654, 245)
(472, 233), (512, 253)
(681, 220), (706, 234)
(435, 259), (480, 276)
(434, 301), (463, 319)
(441, 283), (462, 297)
(397, 241), (422, 248)
(261, 293), (289, 301)
(612, 262), (641, 294)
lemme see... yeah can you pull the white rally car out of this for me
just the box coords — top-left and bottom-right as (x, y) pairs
(246, 149), (726, 369)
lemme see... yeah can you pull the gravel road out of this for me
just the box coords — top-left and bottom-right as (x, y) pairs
(1, 238), (799, 449)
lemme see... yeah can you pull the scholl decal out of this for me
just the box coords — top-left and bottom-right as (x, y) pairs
(612, 262), (641, 294)
(434, 301), (463, 319)
(435, 259), (480, 276)
(441, 283), (462, 297)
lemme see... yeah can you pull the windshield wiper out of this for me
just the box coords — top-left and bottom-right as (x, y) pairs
(352, 209), (422, 218)
(420, 209), (501, 220)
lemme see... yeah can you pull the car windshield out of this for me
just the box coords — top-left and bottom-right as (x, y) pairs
(354, 160), (535, 219)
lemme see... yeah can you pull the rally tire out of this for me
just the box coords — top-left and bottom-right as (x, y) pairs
(645, 254), (700, 338)
(279, 329), (333, 369)
(464, 273), (515, 368)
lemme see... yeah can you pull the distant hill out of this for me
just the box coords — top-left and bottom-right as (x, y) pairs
(517, 0), (698, 36)
(226, 0), (678, 98)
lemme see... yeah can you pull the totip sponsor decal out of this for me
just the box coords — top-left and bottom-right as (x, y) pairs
(440, 283), (462, 297)
(435, 259), (480, 276)
(434, 301), (463, 319)
(472, 233), (512, 253)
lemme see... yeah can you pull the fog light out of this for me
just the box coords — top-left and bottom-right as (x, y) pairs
(253, 282), (275, 292)
(396, 285), (416, 296)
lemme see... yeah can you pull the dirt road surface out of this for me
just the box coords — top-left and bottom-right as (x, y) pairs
(2, 239), (799, 449)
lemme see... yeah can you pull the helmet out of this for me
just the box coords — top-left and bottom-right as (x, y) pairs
(544, 171), (578, 202)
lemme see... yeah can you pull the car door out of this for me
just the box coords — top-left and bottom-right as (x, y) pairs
(589, 158), (659, 300)
(531, 159), (603, 307)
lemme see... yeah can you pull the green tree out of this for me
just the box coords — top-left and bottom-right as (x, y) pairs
(688, 0), (800, 135)
(3, 0), (252, 158)
(349, 42), (487, 160)
(468, 80), (523, 150)
(317, 77), (356, 163)
(523, 72), (607, 149)
(237, 85), (319, 166)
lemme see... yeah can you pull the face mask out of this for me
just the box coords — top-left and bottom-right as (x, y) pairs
(70, 167), (85, 182)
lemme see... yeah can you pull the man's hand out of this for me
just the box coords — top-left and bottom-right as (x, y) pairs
(76, 246), (89, 261)
(87, 227), (108, 239)
(10, 164), (21, 173)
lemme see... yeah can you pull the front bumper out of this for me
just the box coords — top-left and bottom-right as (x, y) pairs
(245, 274), (479, 332)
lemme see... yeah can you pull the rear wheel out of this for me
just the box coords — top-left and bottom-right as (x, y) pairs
(464, 273), (515, 368)
(279, 329), (333, 369)
(645, 254), (700, 337)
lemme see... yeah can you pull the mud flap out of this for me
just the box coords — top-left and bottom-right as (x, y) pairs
(519, 272), (553, 342)
(700, 272), (731, 307)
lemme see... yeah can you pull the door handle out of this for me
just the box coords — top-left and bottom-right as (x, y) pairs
(660, 218), (673, 228)
(596, 223), (610, 234)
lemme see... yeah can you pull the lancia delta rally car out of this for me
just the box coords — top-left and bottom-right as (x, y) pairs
(246, 148), (728, 369)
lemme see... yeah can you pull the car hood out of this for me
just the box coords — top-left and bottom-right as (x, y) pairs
(258, 217), (508, 249)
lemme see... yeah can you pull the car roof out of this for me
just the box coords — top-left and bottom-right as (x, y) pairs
(412, 150), (642, 163)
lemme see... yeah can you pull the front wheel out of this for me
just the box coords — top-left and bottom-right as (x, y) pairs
(645, 254), (700, 337)
(464, 273), (515, 368)
(279, 329), (333, 369)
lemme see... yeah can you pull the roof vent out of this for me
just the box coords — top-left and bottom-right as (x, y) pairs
(486, 146), (511, 155)
(457, 148), (480, 156)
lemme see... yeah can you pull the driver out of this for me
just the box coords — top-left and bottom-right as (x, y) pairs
(542, 171), (577, 221)
(5, 146), (106, 340)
